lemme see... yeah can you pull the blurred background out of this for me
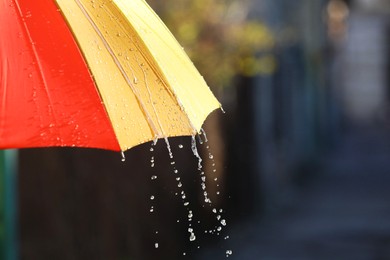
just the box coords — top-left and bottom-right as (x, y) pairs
(1, 0), (390, 259)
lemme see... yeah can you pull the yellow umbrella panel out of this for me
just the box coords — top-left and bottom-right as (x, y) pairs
(55, 0), (221, 151)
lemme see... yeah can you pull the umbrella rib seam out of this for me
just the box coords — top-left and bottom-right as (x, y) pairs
(13, 0), (63, 145)
(73, 0), (161, 141)
(111, 2), (198, 135)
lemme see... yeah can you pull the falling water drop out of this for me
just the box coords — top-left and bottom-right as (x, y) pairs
(121, 151), (126, 162)
(200, 128), (208, 142)
(189, 232), (196, 242)
(226, 250), (233, 257)
(150, 157), (155, 168)
(191, 136), (202, 170)
(164, 137), (174, 159)
(155, 243), (159, 249)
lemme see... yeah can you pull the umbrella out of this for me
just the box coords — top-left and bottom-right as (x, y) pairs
(0, 0), (220, 152)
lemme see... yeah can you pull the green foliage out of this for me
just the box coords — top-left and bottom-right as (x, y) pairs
(148, 0), (276, 89)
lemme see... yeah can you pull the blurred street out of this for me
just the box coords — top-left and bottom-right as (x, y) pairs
(200, 127), (390, 259)
(199, 2), (390, 258)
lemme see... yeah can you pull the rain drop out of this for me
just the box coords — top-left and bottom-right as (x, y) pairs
(151, 175), (157, 180)
(164, 137), (174, 159)
(200, 128), (209, 142)
(226, 250), (233, 257)
(150, 195), (155, 200)
(191, 136), (202, 170)
(155, 243), (159, 249)
(121, 151), (126, 162)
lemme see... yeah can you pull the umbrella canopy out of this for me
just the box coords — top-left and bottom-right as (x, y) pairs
(0, 0), (220, 151)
